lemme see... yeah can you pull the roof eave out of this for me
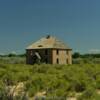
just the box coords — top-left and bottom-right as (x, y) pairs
(26, 48), (72, 50)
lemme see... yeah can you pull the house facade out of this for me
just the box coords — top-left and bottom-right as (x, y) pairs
(26, 35), (72, 64)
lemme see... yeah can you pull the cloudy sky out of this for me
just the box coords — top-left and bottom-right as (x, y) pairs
(0, 0), (100, 54)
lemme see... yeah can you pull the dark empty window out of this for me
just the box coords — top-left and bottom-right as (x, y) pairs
(45, 49), (48, 55)
(57, 58), (59, 64)
(56, 50), (59, 55)
(38, 45), (43, 47)
(45, 58), (48, 64)
(66, 59), (69, 64)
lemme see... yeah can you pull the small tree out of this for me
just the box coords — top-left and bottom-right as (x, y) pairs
(73, 52), (80, 58)
(8, 53), (16, 57)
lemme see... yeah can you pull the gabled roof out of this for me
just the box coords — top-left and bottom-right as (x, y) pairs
(26, 35), (72, 50)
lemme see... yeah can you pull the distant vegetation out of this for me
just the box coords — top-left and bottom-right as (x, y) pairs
(73, 52), (100, 64)
(0, 53), (26, 57)
(73, 52), (100, 58)
(0, 53), (26, 64)
(1, 52), (100, 64)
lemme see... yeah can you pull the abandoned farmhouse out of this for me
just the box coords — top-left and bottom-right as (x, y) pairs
(26, 35), (72, 64)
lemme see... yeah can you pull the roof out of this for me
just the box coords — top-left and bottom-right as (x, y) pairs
(26, 35), (72, 50)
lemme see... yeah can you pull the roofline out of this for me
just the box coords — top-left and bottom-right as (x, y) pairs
(26, 48), (72, 50)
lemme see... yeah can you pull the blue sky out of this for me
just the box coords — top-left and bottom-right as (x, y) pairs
(0, 0), (100, 54)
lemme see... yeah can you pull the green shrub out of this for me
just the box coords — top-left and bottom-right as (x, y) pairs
(0, 62), (100, 99)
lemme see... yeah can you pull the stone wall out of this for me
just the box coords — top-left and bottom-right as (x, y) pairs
(52, 49), (72, 64)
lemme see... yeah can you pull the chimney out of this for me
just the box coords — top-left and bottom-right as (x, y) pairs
(46, 35), (50, 39)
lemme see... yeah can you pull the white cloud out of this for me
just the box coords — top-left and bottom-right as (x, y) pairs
(11, 51), (17, 54)
(0, 53), (5, 55)
(88, 49), (100, 54)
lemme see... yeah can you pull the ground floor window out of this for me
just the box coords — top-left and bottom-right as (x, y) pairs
(57, 58), (59, 64)
(45, 58), (48, 64)
(66, 59), (69, 64)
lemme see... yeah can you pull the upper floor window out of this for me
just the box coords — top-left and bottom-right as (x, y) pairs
(66, 50), (69, 55)
(45, 49), (48, 55)
(56, 49), (59, 55)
